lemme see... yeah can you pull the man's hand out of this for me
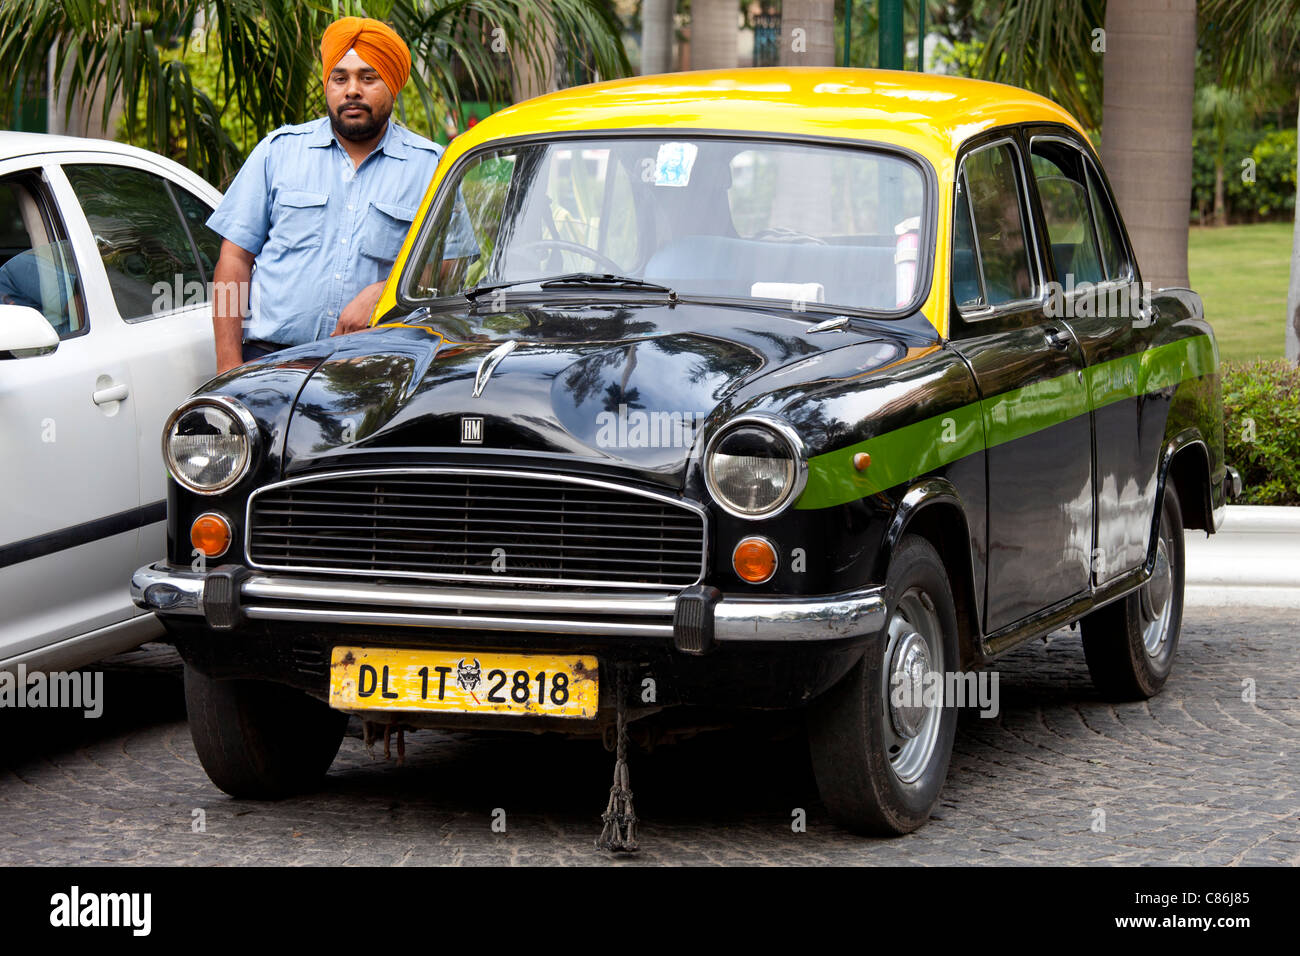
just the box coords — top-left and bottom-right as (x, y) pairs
(212, 240), (256, 374)
(332, 280), (387, 336)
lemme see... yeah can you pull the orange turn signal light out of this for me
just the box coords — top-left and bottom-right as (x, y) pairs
(191, 512), (232, 558)
(733, 536), (778, 584)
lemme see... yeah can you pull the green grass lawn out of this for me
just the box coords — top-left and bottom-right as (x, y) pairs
(1188, 221), (1293, 364)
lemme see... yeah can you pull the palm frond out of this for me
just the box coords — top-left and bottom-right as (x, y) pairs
(0, 0), (631, 185)
(1200, 0), (1300, 90)
(975, 0), (1106, 129)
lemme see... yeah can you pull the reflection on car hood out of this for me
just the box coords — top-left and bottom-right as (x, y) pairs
(274, 301), (925, 488)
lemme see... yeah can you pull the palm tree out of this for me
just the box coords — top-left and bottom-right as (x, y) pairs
(689, 0), (739, 70)
(1099, 0), (1198, 292)
(1195, 83), (1251, 226)
(780, 0), (836, 66)
(982, 0), (1300, 361)
(981, 0), (1197, 291)
(0, 0), (631, 186)
(978, 0), (1105, 129)
(641, 0), (675, 74)
(1202, 0), (1300, 363)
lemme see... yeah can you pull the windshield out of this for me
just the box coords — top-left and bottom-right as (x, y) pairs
(403, 136), (928, 314)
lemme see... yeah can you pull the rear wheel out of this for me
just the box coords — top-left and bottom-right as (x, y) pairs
(1081, 484), (1185, 700)
(808, 535), (959, 835)
(184, 664), (347, 799)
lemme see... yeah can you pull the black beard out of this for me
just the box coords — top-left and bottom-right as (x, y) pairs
(329, 102), (389, 142)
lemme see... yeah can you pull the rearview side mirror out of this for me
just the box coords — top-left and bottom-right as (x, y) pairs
(0, 304), (59, 358)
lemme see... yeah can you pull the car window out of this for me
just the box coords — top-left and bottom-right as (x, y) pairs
(1030, 139), (1111, 286)
(726, 146), (923, 241)
(408, 137), (929, 314)
(956, 142), (1035, 308)
(951, 172), (983, 309)
(413, 154), (515, 295)
(172, 184), (222, 281)
(0, 174), (85, 338)
(63, 164), (209, 321)
(1086, 163), (1131, 282)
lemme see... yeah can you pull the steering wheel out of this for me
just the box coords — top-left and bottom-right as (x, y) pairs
(517, 238), (624, 274)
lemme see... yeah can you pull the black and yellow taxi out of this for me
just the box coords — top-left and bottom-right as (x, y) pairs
(133, 68), (1230, 839)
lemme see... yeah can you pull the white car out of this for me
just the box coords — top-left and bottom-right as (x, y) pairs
(0, 132), (219, 673)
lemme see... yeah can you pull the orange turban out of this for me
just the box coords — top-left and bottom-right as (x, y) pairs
(321, 17), (411, 97)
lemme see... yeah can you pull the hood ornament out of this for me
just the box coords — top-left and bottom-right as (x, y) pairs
(472, 340), (518, 398)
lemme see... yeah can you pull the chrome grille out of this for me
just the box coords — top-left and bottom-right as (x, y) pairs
(245, 469), (706, 589)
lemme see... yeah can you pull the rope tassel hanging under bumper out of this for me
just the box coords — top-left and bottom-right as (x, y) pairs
(596, 666), (639, 852)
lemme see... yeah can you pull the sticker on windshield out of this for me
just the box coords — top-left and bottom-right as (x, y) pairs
(654, 142), (698, 187)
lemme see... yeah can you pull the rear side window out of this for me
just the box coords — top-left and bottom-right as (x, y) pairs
(953, 142), (1036, 310)
(1086, 164), (1132, 281)
(64, 164), (217, 320)
(1030, 140), (1106, 285)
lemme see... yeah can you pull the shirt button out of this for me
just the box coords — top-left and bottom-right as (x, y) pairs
(334, 273), (341, 280)
(346, 204), (354, 210)
(340, 237), (347, 244)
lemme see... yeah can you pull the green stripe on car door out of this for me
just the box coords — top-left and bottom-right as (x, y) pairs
(795, 334), (1216, 510)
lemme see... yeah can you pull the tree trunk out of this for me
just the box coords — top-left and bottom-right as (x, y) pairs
(1286, 98), (1300, 364)
(641, 0), (675, 75)
(779, 0), (836, 67)
(46, 42), (120, 139)
(1214, 161), (1225, 226)
(690, 0), (740, 71)
(1100, 0), (1196, 290)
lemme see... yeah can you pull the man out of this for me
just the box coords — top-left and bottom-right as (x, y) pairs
(207, 17), (453, 372)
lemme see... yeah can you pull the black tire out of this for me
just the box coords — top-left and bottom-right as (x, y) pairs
(184, 664), (347, 799)
(1081, 484), (1185, 701)
(808, 535), (960, 835)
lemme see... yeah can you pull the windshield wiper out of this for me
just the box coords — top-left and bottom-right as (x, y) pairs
(539, 273), (676, 297)
(464, 272), (676, 301)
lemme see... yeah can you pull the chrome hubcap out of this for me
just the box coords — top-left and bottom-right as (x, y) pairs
(881, 589), (944, 784)
(888, 631), (931, 739)
(1140, 537), (1173, 657)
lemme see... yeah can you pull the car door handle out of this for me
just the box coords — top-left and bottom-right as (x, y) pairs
(92, 383), (130, 405)
(1043, 327), (1072, 351)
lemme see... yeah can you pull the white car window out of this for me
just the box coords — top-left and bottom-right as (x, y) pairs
(63, 163), (218, 322)
(172, 183), (222, 284)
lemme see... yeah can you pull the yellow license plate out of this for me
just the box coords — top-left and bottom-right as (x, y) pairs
(329, 647), (599, 719)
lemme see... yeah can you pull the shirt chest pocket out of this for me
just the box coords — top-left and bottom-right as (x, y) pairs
(271, 189), (328, 251)
(360, 201), (417, 264)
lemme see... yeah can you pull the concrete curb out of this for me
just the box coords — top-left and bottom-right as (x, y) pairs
(1184, 505), (1300, 608)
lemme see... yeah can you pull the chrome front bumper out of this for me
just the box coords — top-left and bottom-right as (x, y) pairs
(131, 564), (887, 648)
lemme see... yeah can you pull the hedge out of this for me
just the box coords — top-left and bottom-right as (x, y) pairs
(1221, 359), (1300, 505)
(1192, 126), (1297, 223)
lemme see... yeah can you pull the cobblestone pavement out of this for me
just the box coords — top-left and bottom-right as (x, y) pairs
(2, 606), (1296, 866)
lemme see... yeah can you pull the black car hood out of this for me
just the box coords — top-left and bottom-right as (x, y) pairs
(276, 300), (926, 488)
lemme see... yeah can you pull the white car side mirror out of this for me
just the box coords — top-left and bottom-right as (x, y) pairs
(0, 304), (60, 357)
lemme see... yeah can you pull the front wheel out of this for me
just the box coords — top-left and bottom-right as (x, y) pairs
(184, 665), (348, 799)
(1080, 484), (1185, 700)
(808, 535), (960, 835)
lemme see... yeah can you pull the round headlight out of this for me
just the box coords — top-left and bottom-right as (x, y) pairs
(705, 417), (806, 518)
(162, 398), (257, 494)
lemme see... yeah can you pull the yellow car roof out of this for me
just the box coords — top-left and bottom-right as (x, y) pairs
(377, 68), (1088, 337)
(444, 67), (1087, 170)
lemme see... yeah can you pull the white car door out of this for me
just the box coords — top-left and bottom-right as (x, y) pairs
(52, 155), (221, 579)
(0, 158), (144, 666)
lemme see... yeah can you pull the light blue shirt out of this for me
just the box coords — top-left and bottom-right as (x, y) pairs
(207, 117), (458, 344)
